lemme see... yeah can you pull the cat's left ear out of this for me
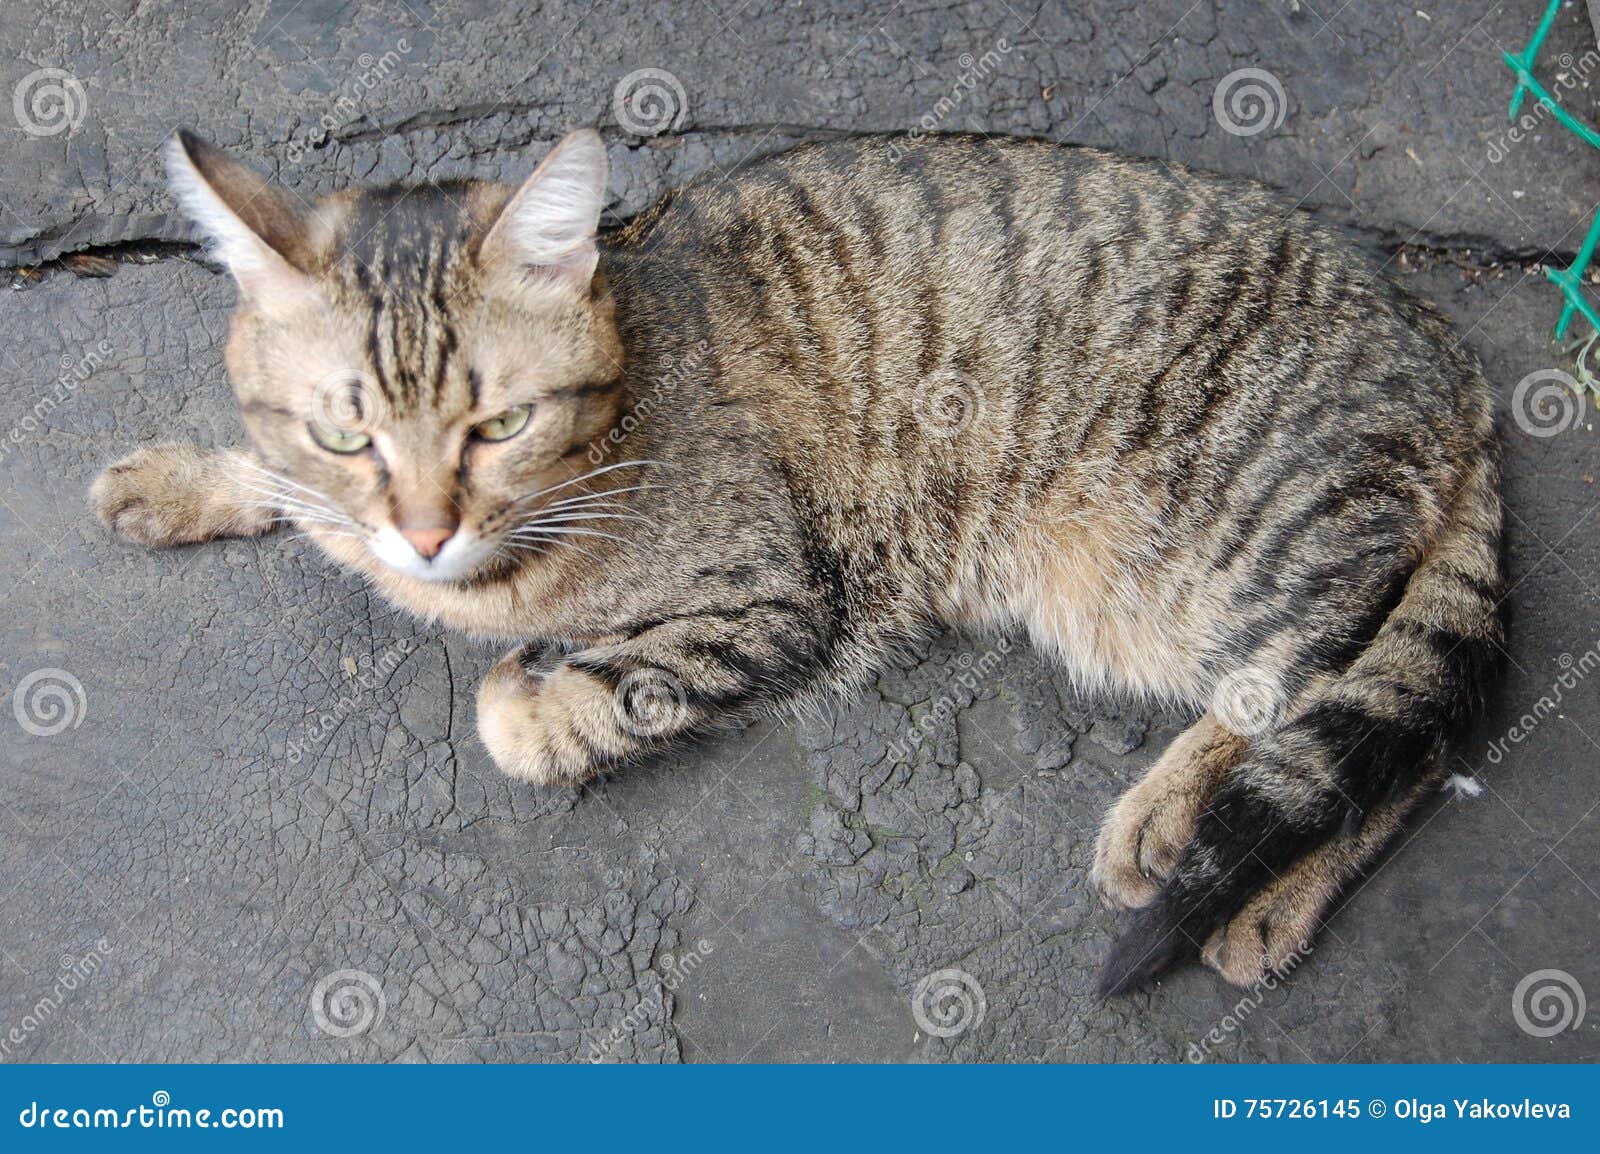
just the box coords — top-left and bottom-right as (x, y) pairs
(481, 129), (608, 291)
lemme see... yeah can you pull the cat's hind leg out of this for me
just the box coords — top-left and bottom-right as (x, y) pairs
(91, 444), (283, 547)
(1200, 768), (1444, 984)
(1090, 714), (1247, 909)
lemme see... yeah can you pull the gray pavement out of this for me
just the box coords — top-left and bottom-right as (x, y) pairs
(2, 1), (1599, 1062)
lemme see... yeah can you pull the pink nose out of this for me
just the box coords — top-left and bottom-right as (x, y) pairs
(400, 526), (454, 559)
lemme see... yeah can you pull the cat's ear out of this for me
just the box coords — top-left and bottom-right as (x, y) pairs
(481, 129), (608, 291)
(165, 130), (318, 304)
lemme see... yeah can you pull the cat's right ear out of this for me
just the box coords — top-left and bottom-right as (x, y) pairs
(165, 130), (317, 305)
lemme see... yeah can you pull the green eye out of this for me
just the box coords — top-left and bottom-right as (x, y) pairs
(310, 424), (372, 454)
(471, 405), (531, 442)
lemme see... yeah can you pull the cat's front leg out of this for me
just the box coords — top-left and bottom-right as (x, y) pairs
(477, 605), (825, 786)
(91, 443), (281, 547)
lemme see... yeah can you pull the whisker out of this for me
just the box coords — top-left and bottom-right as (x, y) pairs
(505, 525), (628, 544)
(501, 537), (602, 562)
(285, 530), (368, 546)
(238, 460), (342, 507)
(232, 479), (348, 522)
(248, 494), (343, 519)
(518, 511), (652, 528)
(266, 514), (358, 530)
(513, 460), (664, 508)
(491, 484), (656, 533)
(533, 483), (655, 511)
(262, 508), (353, 530)
(512, 501), (642, 523)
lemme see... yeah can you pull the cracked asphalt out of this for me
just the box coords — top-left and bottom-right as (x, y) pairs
(4, 0), (1600, 1062)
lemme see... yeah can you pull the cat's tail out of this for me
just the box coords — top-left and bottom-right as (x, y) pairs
(1100, 447), (1504, 995)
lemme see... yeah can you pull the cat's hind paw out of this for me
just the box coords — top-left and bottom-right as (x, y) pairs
(1091, 716), (1247, 909)
(1201, 884), (1320, 987)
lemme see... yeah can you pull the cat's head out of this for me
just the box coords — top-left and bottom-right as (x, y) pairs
(166, 128), (626, 584)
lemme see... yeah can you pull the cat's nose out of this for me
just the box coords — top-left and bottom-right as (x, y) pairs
(400, 526), (455, 559)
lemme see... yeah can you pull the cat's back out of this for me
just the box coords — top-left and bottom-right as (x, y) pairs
(610, 133), (1456, 385)
(615, 133), (1325, 312)
(605, 134), (1486, 484)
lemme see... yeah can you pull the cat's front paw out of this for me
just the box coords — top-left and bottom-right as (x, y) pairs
(476, 655), (615, 787)
(91, 444), (266, 548)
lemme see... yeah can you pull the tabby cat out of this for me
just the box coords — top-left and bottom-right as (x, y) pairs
(90, 128), (1503, 994)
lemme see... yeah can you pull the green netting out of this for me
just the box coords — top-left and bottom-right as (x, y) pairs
(1504, 0), (1600, 341)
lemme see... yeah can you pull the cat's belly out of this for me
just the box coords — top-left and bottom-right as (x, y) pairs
(950, 492), (1222, 707)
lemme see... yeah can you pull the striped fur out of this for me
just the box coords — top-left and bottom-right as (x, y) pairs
(93, 130), (1504, 991)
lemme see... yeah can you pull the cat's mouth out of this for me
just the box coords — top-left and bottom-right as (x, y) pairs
(367, 525), (498, 584)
